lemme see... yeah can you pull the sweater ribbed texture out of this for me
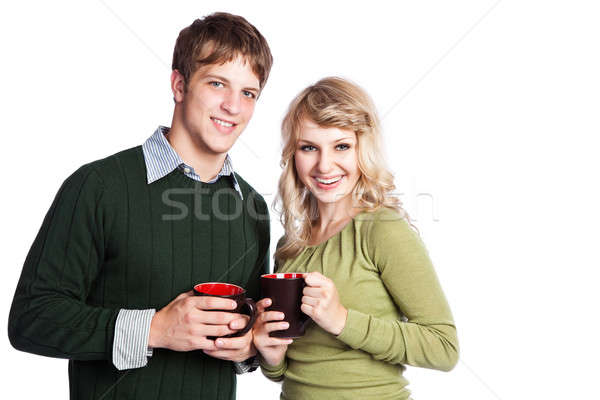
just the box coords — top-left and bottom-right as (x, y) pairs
(9, 146), (270, 400)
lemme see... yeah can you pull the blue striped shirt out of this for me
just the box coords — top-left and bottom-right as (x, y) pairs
(112, 126), (245, 371)
(142, 125), (243, 198)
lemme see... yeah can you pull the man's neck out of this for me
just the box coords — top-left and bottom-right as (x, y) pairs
(166, 124), (227, 182)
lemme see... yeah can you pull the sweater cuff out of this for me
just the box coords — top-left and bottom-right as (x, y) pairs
(112, 309), (156, 370)
(335, 308), (370, 349)
(259, 355), (287, 381)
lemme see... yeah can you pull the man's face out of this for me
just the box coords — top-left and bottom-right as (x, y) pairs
(177, 56), (260, 156)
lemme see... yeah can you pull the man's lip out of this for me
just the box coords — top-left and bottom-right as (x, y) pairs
(211, 116), (237, 125)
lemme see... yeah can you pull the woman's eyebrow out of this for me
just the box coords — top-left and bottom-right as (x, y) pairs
(298, 137), (354, 145)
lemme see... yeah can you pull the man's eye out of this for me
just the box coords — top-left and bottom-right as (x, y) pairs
(210, 81), (224, 88)
(243, 90), (256, 99)
(300, 145), (317, 152)
(336, 144), (350, 151)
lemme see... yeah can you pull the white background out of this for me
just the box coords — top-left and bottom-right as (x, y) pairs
(1, 1), (599, 399)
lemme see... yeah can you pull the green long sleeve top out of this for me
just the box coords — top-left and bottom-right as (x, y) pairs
(261, 207), (458, 400)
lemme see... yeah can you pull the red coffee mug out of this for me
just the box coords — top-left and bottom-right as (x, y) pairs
(193, 282), (257, 339)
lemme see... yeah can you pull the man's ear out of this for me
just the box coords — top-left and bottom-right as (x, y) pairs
(171, 69), (186, 103)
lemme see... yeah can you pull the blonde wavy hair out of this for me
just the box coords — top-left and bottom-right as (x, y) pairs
(275, 77), (410, 262)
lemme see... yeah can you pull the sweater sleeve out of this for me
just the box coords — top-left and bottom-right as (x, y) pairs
(260, 356), (287, 381)
(336, 212), (459, 372)
(8, 165), (120, 361)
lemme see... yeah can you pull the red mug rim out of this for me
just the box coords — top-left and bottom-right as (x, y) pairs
(261, 273), (305, 280)
(194, 282), (245, 296)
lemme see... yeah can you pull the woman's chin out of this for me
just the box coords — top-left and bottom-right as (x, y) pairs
(310, 189), (351, 205)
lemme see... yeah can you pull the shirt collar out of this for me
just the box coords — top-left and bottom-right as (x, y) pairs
(142, 126), (243, 199)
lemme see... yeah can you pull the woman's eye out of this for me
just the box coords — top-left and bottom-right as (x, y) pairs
(336, 143), (350, 151)
(300, 145), (317, 152)
(210, 81), (224, 88)
(242, 90), (256, 99)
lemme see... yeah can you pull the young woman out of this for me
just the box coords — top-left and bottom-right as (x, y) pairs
(253, 77), (458, 399)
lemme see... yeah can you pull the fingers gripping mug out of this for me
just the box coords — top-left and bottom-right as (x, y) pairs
(193, 282), (257, 339)
(260, 273), (312, 338)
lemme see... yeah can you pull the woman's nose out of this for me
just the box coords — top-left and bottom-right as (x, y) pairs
(317, 151), (333, 173)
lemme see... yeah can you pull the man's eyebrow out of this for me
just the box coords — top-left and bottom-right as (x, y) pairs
(243, 85), (260, 94)
(205, 74), (230, 83)
(205, 74), (259, 93)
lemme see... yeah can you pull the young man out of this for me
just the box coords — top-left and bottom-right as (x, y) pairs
(8, 13), (272, 400)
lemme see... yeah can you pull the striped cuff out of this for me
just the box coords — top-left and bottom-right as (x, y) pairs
(113, 309), (156, 371)
(233, 356), (260, 374)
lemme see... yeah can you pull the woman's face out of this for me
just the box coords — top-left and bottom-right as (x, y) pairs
(294, 119), (361, 206)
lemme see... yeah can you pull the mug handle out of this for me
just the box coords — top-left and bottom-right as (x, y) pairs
(237, 298), (257, 336)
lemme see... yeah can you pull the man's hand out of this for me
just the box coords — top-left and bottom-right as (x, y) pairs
(148, 291), (246, 352)
(203, 316), (257, 362)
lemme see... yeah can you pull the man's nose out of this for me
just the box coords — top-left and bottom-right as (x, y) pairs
(221, 90), (241, 114)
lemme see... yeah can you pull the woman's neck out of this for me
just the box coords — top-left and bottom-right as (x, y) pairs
(314, 195), (361, 233)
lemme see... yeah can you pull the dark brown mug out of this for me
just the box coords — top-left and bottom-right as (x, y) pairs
(260, 273), (312, 338)
(193, 282), (257, 339)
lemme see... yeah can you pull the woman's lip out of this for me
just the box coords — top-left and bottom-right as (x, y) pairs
(313, 175), (343, 180)
(313, 175), (344, 190)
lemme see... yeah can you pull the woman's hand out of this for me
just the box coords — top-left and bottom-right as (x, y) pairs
(301, 272), (348, 336)
(252, 298), (294, 367)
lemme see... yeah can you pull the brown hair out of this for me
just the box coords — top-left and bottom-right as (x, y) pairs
(172, 12), (273, 90)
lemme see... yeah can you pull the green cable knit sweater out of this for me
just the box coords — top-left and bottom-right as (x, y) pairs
(8, 146), (270, 400)
(261, 207), (458, 400)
